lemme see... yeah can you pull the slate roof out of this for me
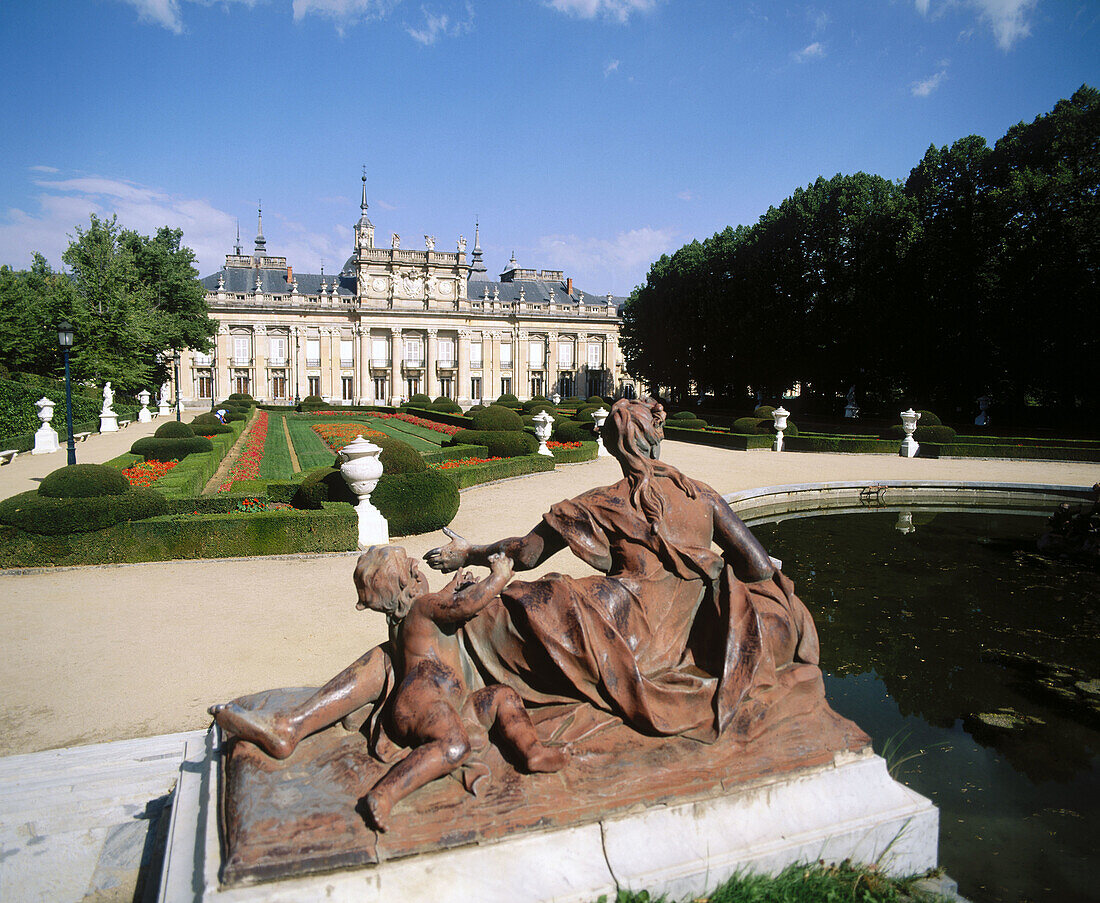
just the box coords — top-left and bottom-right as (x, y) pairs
(201, 265), (355, 297)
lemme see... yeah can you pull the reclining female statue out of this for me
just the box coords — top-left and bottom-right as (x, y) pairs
(211, 399), (824, 772)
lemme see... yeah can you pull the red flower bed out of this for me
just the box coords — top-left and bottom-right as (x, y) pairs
(218, 412), (269, 492)
(546, 441), (581, 450)
(366, 412), (460, 436)
(429, 456), (505, 470)
(121, 459), (178, 487)
(311, 423), (387, 452)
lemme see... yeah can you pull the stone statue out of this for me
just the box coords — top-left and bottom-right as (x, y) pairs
(208, 401), (843, 882)
(975, 395), (992, 426)
(424, 235), (435, 251)
(458, 235), (466, 253)
(392, 233), (400, 249)
(160, 382), (171, 405)
(101, 381), (114, 413)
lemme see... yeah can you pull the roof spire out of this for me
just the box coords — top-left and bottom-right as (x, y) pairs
(254, 200), (266, 256)
(358, 166), (372, 227)
(468, 218), (487, 281)
(234, 219), (242, 256)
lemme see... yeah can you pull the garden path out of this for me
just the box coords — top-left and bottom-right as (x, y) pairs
(281, 416), (301, 473)
(200, 407), (260, 495)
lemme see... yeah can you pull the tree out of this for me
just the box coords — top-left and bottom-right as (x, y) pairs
(0, 254), (78, 378)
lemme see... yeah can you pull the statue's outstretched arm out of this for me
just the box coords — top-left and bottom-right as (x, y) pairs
(704, 486), (775, 583)
(425, 522), (566, 573)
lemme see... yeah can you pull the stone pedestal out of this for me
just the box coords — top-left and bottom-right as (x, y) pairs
(158, 726), (938, 903)
(138, 389), (153, 423)
(337, 436), (389, 549)
(32, 397), (60, 455)
(99, 411), (119, 433)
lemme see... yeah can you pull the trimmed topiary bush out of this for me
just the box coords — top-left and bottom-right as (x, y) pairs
(752, 405), (776, 419)
(373, 435), (427, 475)
(552, 420), (592, 443)
(449, 429), (539, 458)
(466, 404), (485, 415)
(586, 396), (607, 406)
(733, 417), (770, 435)
(298, 394), (330, 412)
(228, 393), (254, 405)
(430, 399), (462, 414)
(666, 417), (708, 430)
(522, 395), (551, 412)
(527, 403), (557, 417)
(0, 488), (169, 535)
(407, 393), (433, 407)
(190, 421), (234, 437)
(40, 464), (131, 498)
(470, 405), (525, 431)
(130, 435), (214, 462)
(494, 393), (522, 409)
(880, 422), (955, 443)
(154, 420), (196, 439)
(372, 469), (460, 537)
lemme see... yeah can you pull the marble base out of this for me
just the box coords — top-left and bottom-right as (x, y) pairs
(355, 501), (389, 549)
(32, 424), (59, 455)
(138, 407), (153, 423)
(100, 412), (119, 433)
(158, 730), (937, 903)
(158, 404), (172, 417)
(899, 436), (919, 458)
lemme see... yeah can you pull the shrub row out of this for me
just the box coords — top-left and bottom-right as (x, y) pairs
(148, 420), (246, 498)
(0, 488), (168, 535)
(546, 441), (599, 464)
(448, 430), (539, 458)
(662, 427), (773, 450)
(782, 434), (898, 454)
(435, 454), (556, 490)
(917, 442), (1100, 462)
(0, 376), (103, 440)
(0, 503), (357, 568)
(422, 444), (491, 463)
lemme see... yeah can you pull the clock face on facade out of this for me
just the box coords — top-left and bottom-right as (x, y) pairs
(439, 281), (453, 296)
(371, 276), (388, 293)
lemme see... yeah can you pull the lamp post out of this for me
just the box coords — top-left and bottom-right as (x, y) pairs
(57, 321), (76, 465)
(173, 349), (182, 421)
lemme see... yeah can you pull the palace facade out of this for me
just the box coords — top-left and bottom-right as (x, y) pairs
(181, 176), (633, 407)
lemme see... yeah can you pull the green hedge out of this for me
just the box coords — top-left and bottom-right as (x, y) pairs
(548, 441), (599, 464)
(552, 420), (592, 443)
(0, 376), (101, 441)
(663, 427), (773, 450)
(783, 434), (898, 454)
(0, 488), (168, 535)
(449, 429), (539, 457)
(0, 503), (356, 567)
(40, 463), (130, 498)
(130, 435), (214, 462)
(470, 405), (524, 431)
(435, 454), (555, 489)
(154, 421), (196, 438)
(918, 442), (1100, 462)
(148, 421), (244, 498)
(422, 444), (491, 464)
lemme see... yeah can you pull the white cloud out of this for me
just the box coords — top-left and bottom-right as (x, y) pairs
(116, 0), (257, 34)
(29, 165), (59, 174)
(911, 68), (948, 96)
(913, 0), (1037, 50)
(792, 41), (824, 63)
(0, 172), (344, 277)
(406, 3), (474, 44)
(532, 226), (675, 294)
(676, 190), (694, 202)
(603, 59), (620, 76)
(292, 0), (400, 32)
(544, 0), (660, 25)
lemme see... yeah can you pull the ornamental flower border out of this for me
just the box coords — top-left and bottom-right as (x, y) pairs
(218, 411), (269, 492)
(121, 459), (179, 488)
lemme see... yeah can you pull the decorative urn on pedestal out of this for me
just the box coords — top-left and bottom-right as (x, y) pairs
(338, 436), (389, 548)
(899, 408), (921, 458)
(137, 389), (153, 423)
(532, 411), (555, 456)
(32, 397), (60, 455)
(772, 406), (790, 452)
(592, 407), (611, 457)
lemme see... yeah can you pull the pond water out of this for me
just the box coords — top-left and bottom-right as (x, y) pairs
(751, 510), (1099, 903)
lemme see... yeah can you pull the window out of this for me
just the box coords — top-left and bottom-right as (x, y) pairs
(558, 341), (573, 368)
(340, 339), (354, 367)
(500, 377), (511, 396)
(198, 372), (213, 399)
(405, 377), (421, 397)
(306, 338), (321, 366)
(470, 376), (482, 401)
(371, 336), (389, 366)
(439, 376), (454, 399)
(272, 371), (288, 399)
(342, 376), (353, 401)
(500, 342), (513, 369)
(560, 374), (574, 398)
(438, 337), (455, 367)
(470, 341), (483, 368)
(193, 350), (213, 366)
(373, 376), (387, 401)
(308, 375), (320, 396)
(269, 336), (287, 364)
(232, 369), (250, 395)
(404, 336), (423, 366)
(529, 340), (544, 368)
(530, 375), (543, 397)
(233, 336), (250, 364)
(588, 341), (603, 368)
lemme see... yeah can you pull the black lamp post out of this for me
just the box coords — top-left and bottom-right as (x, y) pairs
(57, 321), (76, 465)
(173, 349), (182, 421)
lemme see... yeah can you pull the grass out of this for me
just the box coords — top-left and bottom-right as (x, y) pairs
(600, 861), (952, 903)
(285, 417), (338, 471)
(259, 413), (294, 480)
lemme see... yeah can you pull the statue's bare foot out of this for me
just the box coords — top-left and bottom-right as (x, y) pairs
(525, 744), (570, 773)
(364, 791), (391, 833)
(208, 702), (297, 760)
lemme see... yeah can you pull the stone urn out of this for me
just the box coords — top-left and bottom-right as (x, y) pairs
(592, 407), (611, 457)
(338, 436), (389, 548)
(895, 510), (916, 534)
(137, 389), (153, 423)
(32, 397), (59, 455)
(532, 411), (555, 456)
(899, 408), (921, 458)
(772, 406), (790, 452)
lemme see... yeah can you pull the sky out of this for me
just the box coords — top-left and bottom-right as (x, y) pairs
(0, 1), (1096, 295)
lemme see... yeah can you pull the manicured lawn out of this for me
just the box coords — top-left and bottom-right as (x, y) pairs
(286, 416), (340, 471)
(259, 413), (294, 479)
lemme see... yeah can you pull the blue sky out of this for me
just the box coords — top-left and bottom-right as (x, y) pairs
(0, 1), (1096, 294)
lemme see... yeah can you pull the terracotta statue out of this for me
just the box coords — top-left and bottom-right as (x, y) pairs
(211, 399), (823, 825)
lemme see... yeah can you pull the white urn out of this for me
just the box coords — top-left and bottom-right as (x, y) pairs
(532, 411), (555, 456)
(772, 405), (790, 452)
(36, 397), (55, 424)
(899, 408), (921, 458)
(592, 406), (611, 457)
(338, 436), (389, 548)
(32, 397), (59, 455)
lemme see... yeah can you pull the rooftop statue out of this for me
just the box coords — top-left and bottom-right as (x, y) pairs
(210, 400), (852, 880)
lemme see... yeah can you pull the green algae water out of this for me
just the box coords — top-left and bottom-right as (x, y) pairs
(752, 510), (1099, 903)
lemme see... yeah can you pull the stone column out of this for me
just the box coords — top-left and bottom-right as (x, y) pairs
(426, 328), (439, 399)
(517, 330), (529, 399)
(218, 324), (230, 402)
(457, 328), (471, 406)
(254, 324), (268, 401)
(546, 332), (557, 398)
(357, 325), (368, 404)
(390, 327), (402, 406)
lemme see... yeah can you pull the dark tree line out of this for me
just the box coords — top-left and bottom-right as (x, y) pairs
(621, 86), (1099, 420)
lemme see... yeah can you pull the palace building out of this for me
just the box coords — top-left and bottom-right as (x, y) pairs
(181, 175), (633, 407)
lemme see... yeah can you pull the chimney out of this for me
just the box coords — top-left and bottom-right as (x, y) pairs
(287, 266), (293, 284)
(566, 277), (573, 297)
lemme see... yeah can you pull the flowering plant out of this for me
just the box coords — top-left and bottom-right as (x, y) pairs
(235, 497), (292, 513)
(546, 441), (582, 450)
(365, 412), (461, 436)
(312, 423), (387, 452)
(218, 412), (269, 492)
(121, 459), (178, 487)
(429, 456), (505, 469)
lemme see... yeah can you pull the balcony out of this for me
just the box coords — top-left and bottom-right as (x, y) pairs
(306, 358), (321, 367)
(369, 358), (391, 368)
(232, 357), (251, 367)
(268, 357), (287, 366)
(340, 359), (354, 368)
(436, 359), (456, 370)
